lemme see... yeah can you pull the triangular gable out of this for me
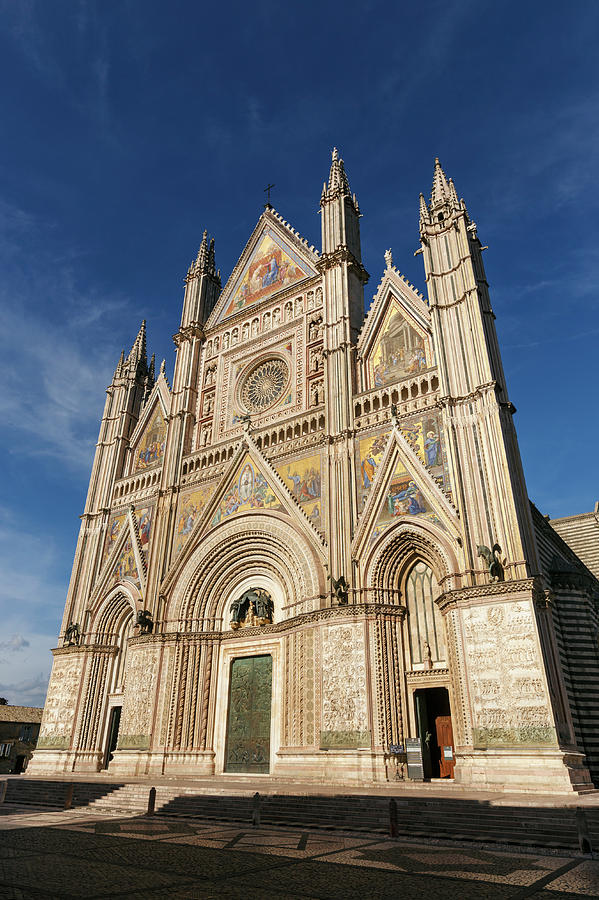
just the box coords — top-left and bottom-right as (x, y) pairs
(358, 268), (432, 391)
(209, 210), (319, 326)
(275, 452), (322, 530)
(128, 377), (170, 475)
(357, 429), (392, 508)
(210, 452), (283, 525)
(161, 434), (326, 594)
(173, 480), (219, 557)
(353, 424), (459, 557)
(103, 503), (155, 564)
(91, 508), (147, 605)
(358, 266), (430, 355)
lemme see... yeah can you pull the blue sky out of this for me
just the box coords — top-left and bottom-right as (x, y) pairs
(0, 0), (598, 706)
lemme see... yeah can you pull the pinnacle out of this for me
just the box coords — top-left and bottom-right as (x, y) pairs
(193, 229), (217, 277)
(430, 157), (451, 207)
(113, 349), (125, 379)
(323, 147), (355, 206)
(128, 319), (147, 366)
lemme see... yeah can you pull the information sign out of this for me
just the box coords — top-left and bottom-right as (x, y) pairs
(406, 737), (424, 781)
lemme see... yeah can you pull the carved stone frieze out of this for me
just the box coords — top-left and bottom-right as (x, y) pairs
(461, 599), (556, 747)
(437, 577), (538, 612)
(37, 654), (86, 750)
(320, 622), (369, 748)
(118, 645), (160, 750)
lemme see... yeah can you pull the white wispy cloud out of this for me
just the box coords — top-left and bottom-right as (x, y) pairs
(0, 507), (65, 702)
(0, 672), (50, 708)
(0, 198), (132, 469)
(0, 634), (30, 653)
(0, 0), (116, 141)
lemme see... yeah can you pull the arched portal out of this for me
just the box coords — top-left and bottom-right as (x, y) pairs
(364, 519), (459, 780)
(163, 513), (326, 776)
(82, 587), (136, 771)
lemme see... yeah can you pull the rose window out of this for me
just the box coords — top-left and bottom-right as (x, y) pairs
(242, 358), (289, 412)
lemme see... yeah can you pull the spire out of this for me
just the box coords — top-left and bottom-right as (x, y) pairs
(448, 177), (459, 206)
(128, 320), (147, 367)
(113, 349), (125, 380)
(419, 192), (429, 227)
(328, 147), (350, 194)
(195, 229), (209, 271)
(323, 147), (355, 203)
(143, 353), (156, 403)
(430, 157), (451, 208)
(189, 229), (218, 281)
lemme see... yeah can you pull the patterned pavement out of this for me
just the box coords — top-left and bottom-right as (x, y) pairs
(0, 806), (598, 899)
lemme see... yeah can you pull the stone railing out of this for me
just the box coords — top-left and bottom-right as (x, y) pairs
(354, 374), (440, 429)
(113, 467), (162, 502)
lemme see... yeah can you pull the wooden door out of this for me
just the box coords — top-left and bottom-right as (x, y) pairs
(435, 714), (455, 778)
(225, 655), (272, 774)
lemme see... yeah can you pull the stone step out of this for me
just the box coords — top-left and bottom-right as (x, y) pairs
(3, 778), (598, 852)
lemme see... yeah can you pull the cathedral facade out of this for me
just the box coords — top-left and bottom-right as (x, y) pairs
(31, 153), (599, 792)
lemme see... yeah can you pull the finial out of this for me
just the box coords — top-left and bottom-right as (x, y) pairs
(384, 249), (393, 269)
(160, 359), (166, 376)
(332, 147), (338, 161)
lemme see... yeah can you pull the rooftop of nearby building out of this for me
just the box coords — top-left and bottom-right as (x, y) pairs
(0, 705), (43, 724)
(551, 502), (599, 582)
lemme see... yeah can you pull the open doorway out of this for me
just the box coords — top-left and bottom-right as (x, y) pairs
(103, 706), (122, 770)
(414, 687), (455, 778)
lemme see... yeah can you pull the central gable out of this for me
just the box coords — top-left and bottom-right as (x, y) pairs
(217, 225), (316, 323)
(211, 454), (282, 526)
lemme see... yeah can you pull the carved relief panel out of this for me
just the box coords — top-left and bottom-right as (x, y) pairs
(37, 652), (86, 750)
(320, 623), (370, 749)
(118, 644), (160, 750)
(461, 600), (556, 747)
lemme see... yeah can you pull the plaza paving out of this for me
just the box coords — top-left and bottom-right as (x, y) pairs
(0, 804), (598, 899)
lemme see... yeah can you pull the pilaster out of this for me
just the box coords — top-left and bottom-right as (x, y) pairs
(319, 150), (368, 581)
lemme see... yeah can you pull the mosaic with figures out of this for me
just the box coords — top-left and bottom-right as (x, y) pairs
(276, 452), (322, 529)
(368, 300), (428, 387)
(133, 407), (166, 472)
(103, 505), (154, 564)
(219, 228), (313, 321)
(174, 483), (217, 556)
(356, 411), (448, 510)
(369, 458), (444, 546)
(110, 535), (139, 587)
(211, 457), (281, 527)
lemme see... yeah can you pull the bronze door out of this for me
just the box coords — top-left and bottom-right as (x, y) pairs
(435, 714), (455, 778)
(225, 655), (272, 774)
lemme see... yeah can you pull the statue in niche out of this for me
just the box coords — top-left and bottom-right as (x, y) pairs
(423, 641), (433, 669)
(64, 622), (81, 646)
(477, 543), (505, 582)
(329, 574), (350, 605)
(136, 609), (153, 633)
(230, 588), (274, 629)
(253, 589), (274, 622)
